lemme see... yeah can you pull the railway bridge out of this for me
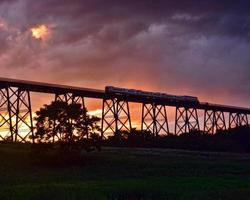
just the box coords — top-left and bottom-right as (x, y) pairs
(0, 77), (249, 142)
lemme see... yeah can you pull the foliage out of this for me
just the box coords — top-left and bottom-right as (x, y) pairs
(104, 125), (250, 152)
(32, 101), (101, 151)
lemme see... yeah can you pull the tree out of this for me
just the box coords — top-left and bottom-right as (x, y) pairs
(33, 101), (101, 145)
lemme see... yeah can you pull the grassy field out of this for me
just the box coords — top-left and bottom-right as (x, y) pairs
(1, 144), (250, 199)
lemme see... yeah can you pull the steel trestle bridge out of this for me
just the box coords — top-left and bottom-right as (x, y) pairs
(0, 77), (249, 142)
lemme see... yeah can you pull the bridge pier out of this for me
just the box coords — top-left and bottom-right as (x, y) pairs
(0, 87), (33, 142)
(175, 107), (199, 135)
(229, 113), (248, 128)
(101, 98), (131, 138)
(0, 87), (13, 141)
(55, 93), (87, 139)
(55, 93), (85, 106)
(141, 103), (169, 137)
(248, 115), (250, 127)
(204, 110), (226, 134)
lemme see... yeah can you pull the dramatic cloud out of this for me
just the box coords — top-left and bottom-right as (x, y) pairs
(0, 0), (249, 107)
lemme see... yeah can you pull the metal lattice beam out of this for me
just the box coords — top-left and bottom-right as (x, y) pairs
(141, 103), (169, 137)
(229, 113), (249, 128)
(204, 110), (226, 134)
(12, 88), (34, 142)
(0, 87), (34, 142)
(101, 98), (131, 138)
(0, 88), (13, 141)
(55, 93), (86, 140)
(214, 111), (226, 132)
(175, 107), (200, 135)
(204, 110), (214, 134)
(55, 93), (85, 109)
(116, 100), (132, 133)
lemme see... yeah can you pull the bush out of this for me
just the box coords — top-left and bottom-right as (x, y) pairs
(104, 126), (250, 153)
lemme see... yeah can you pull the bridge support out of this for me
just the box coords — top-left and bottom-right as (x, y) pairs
(0, 87), (13, 141)
(101, 98), (131, 138)
(229, 113), (248, 128)
(55, 93), (85, 106)
(204, 110), (226, 134)
(55, 93), (87, 139)
(141, 103), (169, 137)
(0, 87), (33, 142)
(175, 107), (199, 135)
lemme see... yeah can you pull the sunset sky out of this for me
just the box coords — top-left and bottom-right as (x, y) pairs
(0, 0), (249, 115)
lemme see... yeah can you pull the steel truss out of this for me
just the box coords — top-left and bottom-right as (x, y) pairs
(175, 107), (199, 135)
(55, 93), (87, 139)
(141, 103), (169, 137)
(101, 98), (131, 138)
(55, 93), (85, 106)
(0, 87), (33, 142)
(0, 88), (12, 140)
(204, 110), (226, 134)
(229, 113), (248, 128)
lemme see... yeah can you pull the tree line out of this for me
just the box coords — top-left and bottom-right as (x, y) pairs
(31, 100), (250, 153)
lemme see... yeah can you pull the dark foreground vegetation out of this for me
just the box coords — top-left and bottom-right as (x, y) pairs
(1, 144), (250, 200)
(1, 101), (249, 199)
(106, 126), (250, 153)
(31, 100), (250, 154)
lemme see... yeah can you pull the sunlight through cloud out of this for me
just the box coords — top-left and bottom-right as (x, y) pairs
(30, 24), (50, 40)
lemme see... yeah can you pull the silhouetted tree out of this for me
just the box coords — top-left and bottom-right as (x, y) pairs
(33, 101), (101, 146)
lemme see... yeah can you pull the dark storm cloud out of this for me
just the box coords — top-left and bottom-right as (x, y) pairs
(0, 0), (249, 106)
(22, 0), (250, 40)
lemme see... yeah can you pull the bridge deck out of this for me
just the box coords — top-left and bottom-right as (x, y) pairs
(0, 77), (105, 99)
(0, 77), (249, 114)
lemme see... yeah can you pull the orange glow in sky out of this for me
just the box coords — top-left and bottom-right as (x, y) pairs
(30, 25), (50, 40)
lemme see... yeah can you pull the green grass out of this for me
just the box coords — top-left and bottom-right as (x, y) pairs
(1, 144), (250, 199)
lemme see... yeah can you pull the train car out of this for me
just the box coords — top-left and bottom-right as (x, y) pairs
(105, 86), (127, 94)
(105, 86), (199, 103)
(105, 86), (143, 96)
(175, 95), (199, 103)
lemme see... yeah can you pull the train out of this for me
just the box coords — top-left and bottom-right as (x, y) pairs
(105, 86), (199, 103)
